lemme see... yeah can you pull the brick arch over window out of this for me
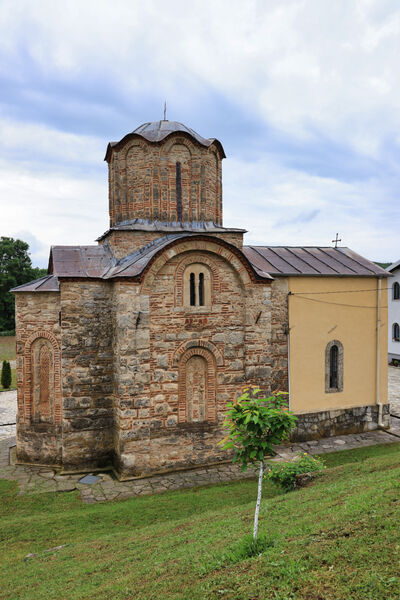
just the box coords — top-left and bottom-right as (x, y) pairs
(325, 339), (344, 393)
(175, 254), (221, 307)
(172, 339), (224, 367)
(177, 347), (217, 423)
(141, 237), (254, 293)
(22, 331), (62, 425)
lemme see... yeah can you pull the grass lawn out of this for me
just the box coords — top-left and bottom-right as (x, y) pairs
(0, 335), (16, 391)
(0, 336), (15, 361)
(1, 443), (400, 600)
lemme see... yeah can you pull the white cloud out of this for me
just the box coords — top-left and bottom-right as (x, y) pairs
(223, 155), (399, 261)
(0, 117), (104, 167)
(2, 0), (399, 154)
(0, 0), (399, 263)
(1, 157), (108, 266)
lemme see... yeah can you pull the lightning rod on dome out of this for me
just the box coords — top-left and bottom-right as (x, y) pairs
(163, 101), (167, 121)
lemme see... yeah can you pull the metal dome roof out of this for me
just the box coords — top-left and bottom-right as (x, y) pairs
(105, 120), (225, 160)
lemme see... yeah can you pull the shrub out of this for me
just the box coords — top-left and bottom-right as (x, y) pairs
(219, 388), (297, 540)
(1, 360), (12, 390)
(266, 453), (325, 492)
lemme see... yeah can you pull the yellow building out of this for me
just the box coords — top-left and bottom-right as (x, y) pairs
(244, 246), (390, 440)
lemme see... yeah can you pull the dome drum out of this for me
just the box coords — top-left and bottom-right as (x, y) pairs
(106, 120), (224, 227)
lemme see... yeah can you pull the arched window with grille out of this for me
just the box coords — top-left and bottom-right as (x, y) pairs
(393, 282), (400, 300)
(325, 340), (343, 393)
(393, 323), (400, 341)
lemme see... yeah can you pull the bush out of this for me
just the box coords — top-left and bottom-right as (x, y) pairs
(265, 453), (325, 492)
(0, 330), (15, 337)
(1, 360), (12, 390)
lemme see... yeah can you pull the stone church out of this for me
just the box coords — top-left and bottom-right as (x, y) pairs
(13, 119), (390, 478)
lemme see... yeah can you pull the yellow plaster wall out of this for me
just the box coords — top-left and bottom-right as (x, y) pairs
(288, 277), (388, 414)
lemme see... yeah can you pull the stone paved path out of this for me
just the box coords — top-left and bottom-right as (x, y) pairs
(389, 365), (400, 416)
(1, 372), (400, 503)
(1, 418), (399, 503)
(0, 389), (17, 439)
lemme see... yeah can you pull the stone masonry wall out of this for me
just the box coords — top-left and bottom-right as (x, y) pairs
(60, 281), (114, 470)
(100, 230), (244, 259)
(112, 237), (289, 477)
(291, 404), (390, 441)
(15, 292), (62, 465)
(108, 134), (223, 226)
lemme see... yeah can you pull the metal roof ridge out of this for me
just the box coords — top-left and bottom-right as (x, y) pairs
(337, 247), (385, 275)
(11, 274), (55, 292)
(317, 247), (358, 274)
(259, 246), (303, 274)
(301, 247), (341, 274)
(280, 246), (319, 274)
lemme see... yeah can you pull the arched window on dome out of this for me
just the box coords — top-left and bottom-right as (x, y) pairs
(393, 282), (400, 300)
(176, 161), (182, 221)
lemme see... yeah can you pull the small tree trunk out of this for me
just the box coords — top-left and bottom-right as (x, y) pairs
(253, 460), (264, 540)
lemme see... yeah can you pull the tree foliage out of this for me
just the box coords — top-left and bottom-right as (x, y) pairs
(219, 387), (297, 540)
(219, 387), (297, 470)
(0, 237), (47, 331)
(1, 360), (12, 390)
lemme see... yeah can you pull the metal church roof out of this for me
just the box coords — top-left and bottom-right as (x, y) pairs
(12, 240), (388, 294)
(104, 120), (226, 160)
(242, 246), (390, 277)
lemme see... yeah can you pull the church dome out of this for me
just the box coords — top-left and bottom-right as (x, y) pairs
(105, 118), (225, 227)
(105, 120), (225, 159)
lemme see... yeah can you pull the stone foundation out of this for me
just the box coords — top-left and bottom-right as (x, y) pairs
(291, 404), (390, 442)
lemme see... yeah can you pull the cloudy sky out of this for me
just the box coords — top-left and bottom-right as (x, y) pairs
(1, 0), (399, 267)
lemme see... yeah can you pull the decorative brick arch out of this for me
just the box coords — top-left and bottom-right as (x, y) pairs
(141, 237), (253, 293)
(161, 136), (194, 157)
(173, 339), (224, 367)
(22, 331), (62, 425)
(177, 346), (217, 423)
(174, 254), (221, 306)
(123, 138), (149, 160)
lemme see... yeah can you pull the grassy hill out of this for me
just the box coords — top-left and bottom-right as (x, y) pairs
(1, 443), (400, 599)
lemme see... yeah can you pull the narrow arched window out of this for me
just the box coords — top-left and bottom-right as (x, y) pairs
(199, 272), (204, 306)
(393, 282), (400, 300)
(183, 264), (212, 308)
(393, 323), (400, 341)
(190, 272), (196, 306)
(325, 340), (343, 393)
(176, 161), (182, 221)
(329, 345), (338, 389)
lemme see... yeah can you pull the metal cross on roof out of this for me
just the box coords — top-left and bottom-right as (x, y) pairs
(332, 233), (342, 248)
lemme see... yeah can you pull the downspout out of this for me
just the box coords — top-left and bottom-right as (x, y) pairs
(287, 292), (291, 409)
(376, 277), (384, 427)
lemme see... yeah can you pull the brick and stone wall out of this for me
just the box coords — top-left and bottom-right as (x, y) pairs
(107, 134), (223, 226)
(101, 230), (244, 259)
(60, 281), (114, 471)
(112, 237), (289, 477)
(15, 292), (62, 465)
